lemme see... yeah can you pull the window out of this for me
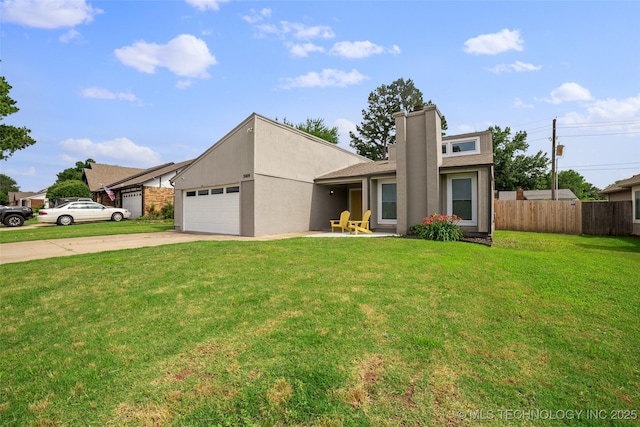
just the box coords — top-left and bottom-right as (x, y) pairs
(186, 191), (196, 197)
(226, 186), (240, 193)
(442, 137), (480, 157)
(635, 189), (640, 220)
(198, 189), (209, 196)
(378, 180), (397, 224)
(211, 188), (224, 195)
(447, 174), (477, 226)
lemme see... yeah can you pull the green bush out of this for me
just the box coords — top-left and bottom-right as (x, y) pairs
(46, 180), (91, 205)
(409, 214), (463, 242)
(160, 203), (174, 219)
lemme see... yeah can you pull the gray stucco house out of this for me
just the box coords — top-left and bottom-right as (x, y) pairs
(171, 105), (494, 237)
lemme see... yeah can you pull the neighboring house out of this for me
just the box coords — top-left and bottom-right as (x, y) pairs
(172, 106), (494, 238)
(498, 188), (578, 201)
(599, 173), (640, 235)
(6, 190), (47, 208)
(83, 161), (192, 218)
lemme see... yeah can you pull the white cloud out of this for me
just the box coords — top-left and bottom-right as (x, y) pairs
(59, 29), (81, 43)
(464, 28), (523, 55)
(561, 93), (640, 124)
(81, 87), (139, 102)
(59, 137), (161, 166)
(288, 43), (324, 58)
(114, 34), (217, 78)
(176, 80), (193, 89)
(545, 82), (593, 104)
(335, 118), (357, 151)
(184, 0), (230, 11)
(242, 8), (271, 24)
(0, 0), (102, 29)
(280, 69), (367, 89)
(489, 61), (542, 73)
(513, 98), (534, 109)
(329, 41), (401, 59)
(254, 21), (335, 40)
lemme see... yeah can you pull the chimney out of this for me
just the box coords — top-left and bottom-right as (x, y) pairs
(516, 187), (525, 200)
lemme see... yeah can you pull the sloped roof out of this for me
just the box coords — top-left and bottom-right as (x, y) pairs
(599, 173), (640, 194)
(498, 189), (578, 200)
(83, 163), (146, 192)
(442, 152), (493, 168)
(110, 159), (193, 189)
(315, 160), (396, 181)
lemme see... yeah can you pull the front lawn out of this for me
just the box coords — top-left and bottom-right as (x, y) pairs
(1, 232), (638, 426)
(0, 219), (174, 244)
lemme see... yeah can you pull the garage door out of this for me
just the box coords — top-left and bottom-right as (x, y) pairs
(183, 185), (240, 235)
(122, 190), (143, 218)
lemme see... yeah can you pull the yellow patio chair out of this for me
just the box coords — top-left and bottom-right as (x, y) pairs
(349, 210), (372, 235)
(330, 210), (350, 233)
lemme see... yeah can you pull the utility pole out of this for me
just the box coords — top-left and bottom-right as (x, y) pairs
(551, 118), (556, 201)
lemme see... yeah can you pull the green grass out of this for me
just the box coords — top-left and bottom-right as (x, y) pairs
(1, 231), (639, 426)
(0, 219), (174, 244)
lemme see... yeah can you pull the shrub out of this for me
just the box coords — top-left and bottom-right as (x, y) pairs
(409, 214), (463, 242)
(46, 180), (92, 204)
(160, 203), (174, 219)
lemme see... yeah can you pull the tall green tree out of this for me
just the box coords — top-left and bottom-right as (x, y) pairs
(0, 73), (37, 160)
(46, 180), (91, 204)
(490, 125), (549, 191)
(280, 117), (339, 144)
(56, 159), (95, 183)
(349, 77), (447, 160)
(545, 169), (603, 200)
(0, 173), (19, 205)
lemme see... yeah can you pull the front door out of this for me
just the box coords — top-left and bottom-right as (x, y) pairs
(350, 189), (362, 221)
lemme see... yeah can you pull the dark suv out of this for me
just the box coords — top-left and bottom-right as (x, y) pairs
(0, 205), (35, 227)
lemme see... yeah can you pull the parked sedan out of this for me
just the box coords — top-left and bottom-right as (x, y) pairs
(37, 201), (130, 225)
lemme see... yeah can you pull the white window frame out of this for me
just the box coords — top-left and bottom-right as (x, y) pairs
(377, 179), (397, 225)
(442, 136), (480, 157)
(447, 173), (477, 226)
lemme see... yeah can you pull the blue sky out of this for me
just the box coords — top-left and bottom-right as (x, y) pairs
(2, 0), (639, 192)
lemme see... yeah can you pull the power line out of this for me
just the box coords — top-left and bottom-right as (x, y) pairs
(558, 119), (640, 129)
(560, 131), (640, 138)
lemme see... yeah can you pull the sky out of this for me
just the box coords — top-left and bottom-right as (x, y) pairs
(1, 0), (639, 193)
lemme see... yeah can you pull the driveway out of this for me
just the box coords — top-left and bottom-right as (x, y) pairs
(0, 230), (313, 264)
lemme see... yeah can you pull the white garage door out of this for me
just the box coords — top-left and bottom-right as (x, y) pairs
(122, 191), (143, 218)
(183, 185), (240, 235)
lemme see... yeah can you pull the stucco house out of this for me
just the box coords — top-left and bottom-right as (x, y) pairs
(599, 173), (640, 235)
(172, 105), (494, 237)
(84, 161), (192, 218)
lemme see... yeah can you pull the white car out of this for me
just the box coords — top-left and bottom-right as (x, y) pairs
(37, 201), (130, 225)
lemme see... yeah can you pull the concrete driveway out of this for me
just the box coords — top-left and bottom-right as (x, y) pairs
(0, 230), (312, 264)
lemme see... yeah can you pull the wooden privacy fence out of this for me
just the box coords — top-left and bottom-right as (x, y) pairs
(495, 200), (633, 236)
(495, 200), (582, 234)
(582, 201), (632, 236)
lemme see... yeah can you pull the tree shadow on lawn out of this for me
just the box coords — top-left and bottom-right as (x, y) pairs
(575, 234), (640, 254)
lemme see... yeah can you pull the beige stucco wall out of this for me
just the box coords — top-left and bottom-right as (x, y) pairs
(395, 105), (443, 235)
(607, 190), (632, 202)
(173, 114), (366, 236)
(172, 115), (256, 231)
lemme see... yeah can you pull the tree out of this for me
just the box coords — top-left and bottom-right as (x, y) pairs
(349, 77), (448, 160)
(56, 159), (95, 184)
(0, 73), (37, 160)
(280, 117), (339, 144)
(545, 169), (603, 200)
(0, 173), (19, 205)
(46, 180), (91, 205)
(490, 125), (549, 191)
